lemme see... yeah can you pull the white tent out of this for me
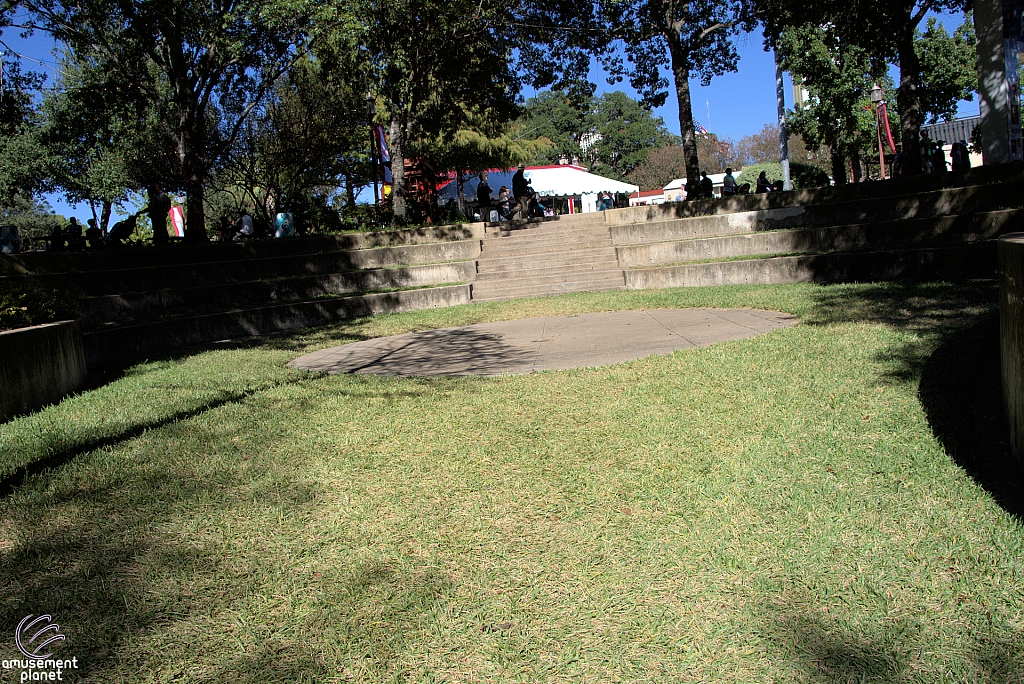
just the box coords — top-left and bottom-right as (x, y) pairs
(438, 165), (638, 214)
(522, 166), (638, 197)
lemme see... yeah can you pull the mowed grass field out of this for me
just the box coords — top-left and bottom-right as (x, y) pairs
(0, 282), (1022, 683)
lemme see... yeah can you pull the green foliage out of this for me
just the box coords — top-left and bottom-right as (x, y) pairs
(0, 282), (78, 331)
(736, 161), (830, 188)
(517, 90), (675, 180)
(0, 61), (50, 205)
(0, 196), (67, 243)
(779, 22), (890, 179)
(917, 14), (977, 124)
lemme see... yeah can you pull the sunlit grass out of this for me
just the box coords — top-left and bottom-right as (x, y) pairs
(1, 282), (1021, 683)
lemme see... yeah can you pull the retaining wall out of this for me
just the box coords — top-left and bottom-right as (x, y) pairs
(999, 234), (1024, 469)
(0, 320), (86, 421)
(83, 285), (472, 369)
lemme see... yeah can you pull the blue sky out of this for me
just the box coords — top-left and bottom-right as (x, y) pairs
(1, 12), (975, 218)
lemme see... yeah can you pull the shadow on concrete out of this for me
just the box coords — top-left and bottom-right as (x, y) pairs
(294, 326), (537, 377)
(805, 281), (1024, 519)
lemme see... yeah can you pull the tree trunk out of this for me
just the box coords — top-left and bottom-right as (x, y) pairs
(666, 30), (700, 196)
(895, 9), (923, 176)
(831, 147), (848, 185)
(389, 115), (407, 223)
(181, 116), (208, 243)
(100, 199), (112, 233)
(850, 150), (863, 182)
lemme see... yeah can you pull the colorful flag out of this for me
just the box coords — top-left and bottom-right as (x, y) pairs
(169, 205), (185, 238)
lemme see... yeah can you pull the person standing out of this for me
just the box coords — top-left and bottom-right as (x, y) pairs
(147, 184), (172, 246)
(476, 172), (493, 221)
(497, 186), (511, 220)
(700, 171), (714, 198)
(512, 165), (529, 220)
(722, 168), (737, 196)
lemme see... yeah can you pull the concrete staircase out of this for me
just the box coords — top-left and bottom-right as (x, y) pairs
(471, 218), (625, 301)
(4, 161), (1022, 371)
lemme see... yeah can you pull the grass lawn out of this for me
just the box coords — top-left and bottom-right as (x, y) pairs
(0, 282), (1022, 683)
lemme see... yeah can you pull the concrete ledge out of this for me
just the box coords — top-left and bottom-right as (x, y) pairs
(15, 239), (482, 297)
(82, 285), (472, 368)
(610, 184), (1024, 245)
(0, 320), (86, 421)
(604, 161), (1024, 227)
(617, 210), (1024, 268)
(78, 262), (477, 327)
(625, 244), (997, 289)
(999, 234), (1024, 469)
(0, 222), (484, 277)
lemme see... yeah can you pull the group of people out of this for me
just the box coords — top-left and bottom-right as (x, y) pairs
(476, 165), (544, 222)
(892, 132), (971, 176)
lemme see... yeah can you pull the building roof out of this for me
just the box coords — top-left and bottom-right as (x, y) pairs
(438, 165), (638, 203)
(630, 189), (665, 199)
(921, 116), (980, 145)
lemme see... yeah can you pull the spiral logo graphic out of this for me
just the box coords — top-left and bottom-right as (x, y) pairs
(15, 615), (66, 660)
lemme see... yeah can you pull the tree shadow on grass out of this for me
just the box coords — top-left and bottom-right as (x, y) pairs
(805, 281), (1024, 519)
(0, 382), (450, 682)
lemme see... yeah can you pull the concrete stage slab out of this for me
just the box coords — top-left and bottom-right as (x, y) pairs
(288, 308), (799, 378)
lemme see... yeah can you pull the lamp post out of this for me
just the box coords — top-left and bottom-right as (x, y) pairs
(366, 92), (379, 207)
(869, 83), (886, 180)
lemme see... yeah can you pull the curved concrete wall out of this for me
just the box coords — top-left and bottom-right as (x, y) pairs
(999, 234), (1024, 468)
(0, 320), (86, 421)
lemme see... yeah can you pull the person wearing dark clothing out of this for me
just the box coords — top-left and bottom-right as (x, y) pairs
(147, 185), (172, 246)
(512, 165), (529, 219)
(476, 172), (493, 221)
(892, 145), (904, 176)
(527, 187), (543, 218)
(66, 217), (86, 250)
(85, 219), (102, 248)
(700, 171), (713, 198)
(755, 171), (771, 194)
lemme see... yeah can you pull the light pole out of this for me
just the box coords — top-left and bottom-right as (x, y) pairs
(774, 50), (792, 191)
(869, 83), (886, 180)
(366, 92), (379, 207)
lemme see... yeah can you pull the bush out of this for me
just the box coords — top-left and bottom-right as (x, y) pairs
(735, 161), (831, 190)
(0, 282), (79, 331)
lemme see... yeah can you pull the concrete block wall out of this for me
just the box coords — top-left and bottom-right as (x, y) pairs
(1000, 234), (1024, 469)
(0, 320), (86, 421)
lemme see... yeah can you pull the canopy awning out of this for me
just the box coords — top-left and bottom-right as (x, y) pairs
(438, 165), (638, 204)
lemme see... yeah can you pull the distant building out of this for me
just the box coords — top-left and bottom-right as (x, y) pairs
(628, 189), (666, 206)
(663, 172), (733, 201)
(922, 116), (983, 168)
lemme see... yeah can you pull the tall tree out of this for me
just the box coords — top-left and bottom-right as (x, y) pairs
(761, 0), (969, 175)
(360, 0), (521, 223)
(777, 23), (885, 182)
(16, 0), (335, 241)
(596, 0), (757, 193)
(917, 14), (977, 123)
(0, 58), (49, 205)
(587, 91), (676, 180)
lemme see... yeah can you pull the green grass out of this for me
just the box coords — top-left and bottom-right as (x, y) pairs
(1, 282), (1022, 683)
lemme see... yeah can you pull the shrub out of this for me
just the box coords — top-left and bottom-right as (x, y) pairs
(0, 282), (79, 331)
(735, 161), (831, 190)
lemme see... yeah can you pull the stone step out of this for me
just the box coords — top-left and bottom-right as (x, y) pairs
(475, 258), (623, 281)
(480, 236), (614, 258)
(77, 261), (477, 329)
(477, 247), (620, 273)
(0, 223), (483, 277)
(12, 239), (481, 296)
(482, 222), (613, 242)
(610, 182), (1024, 246)
(624, 243), (997, 290)
(471, 268), (624, 295)
(617, 209), (1024, 268)
(82, 285), (473, 369)
(471, 275), (626, 302)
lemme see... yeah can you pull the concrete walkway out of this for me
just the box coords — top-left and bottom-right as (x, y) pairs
(288, 308), (798, 377)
